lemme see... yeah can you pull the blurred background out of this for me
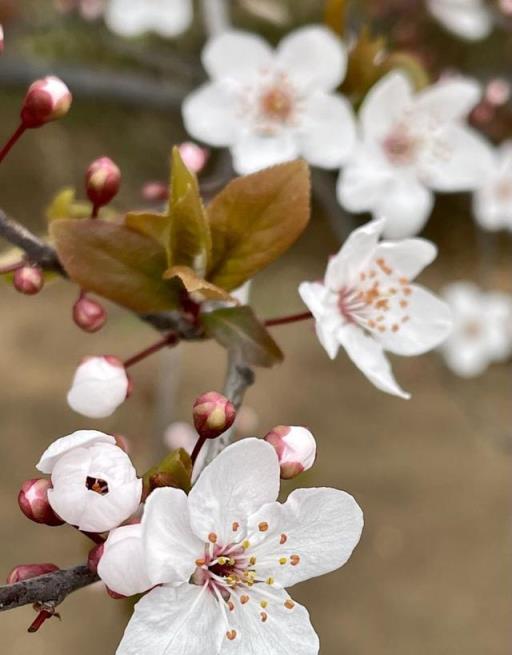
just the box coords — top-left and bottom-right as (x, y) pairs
(0, 1), (511, 654)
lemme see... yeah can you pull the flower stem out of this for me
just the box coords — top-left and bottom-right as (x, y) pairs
(0, 124), (26, 165)
(190, 436), (207, 465)
(91, 204), (100, 219)
(28, 609), (53, 633)
(124, 332), (179, 369)
(264, 311), (313, 328)
(80, 530), (106, 545)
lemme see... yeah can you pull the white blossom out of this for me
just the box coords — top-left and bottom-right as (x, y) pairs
(37, 430), (142, 532)
(183, 25), (356, 174)
(473, 141), (512, 232)
(427, 0), (492, 41)
(337, 71), (493, 238)
(105, 0), (193, 38)
(99, 438), (363, 655)
(67, 356), (130, 419)
(98, 524), (152, 596)
(440, 282), (512, 377)
(299, 219), (453, 399)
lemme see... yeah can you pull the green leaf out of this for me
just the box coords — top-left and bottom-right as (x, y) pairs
(143, 448), (193, 498)
(125, 211), (171, 246)
(201, 306), (284, 368)
(206, 160), (311, 291)
(50, 219), (180, 313)
(46, 187), (117, 223)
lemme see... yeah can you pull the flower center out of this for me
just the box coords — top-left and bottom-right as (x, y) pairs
(382, 128), (418, 166)
(463, 320), (483, 339)
(85, 476), (109, 495)
(495, 179), (512, 203)
(259, 86), (294, 122)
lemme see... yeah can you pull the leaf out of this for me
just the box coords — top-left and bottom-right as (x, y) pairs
(201, 306), (284, 368)
(206, 160), (311, 291)
(50, 219), (180, 313)
(324, 0), (349, 36)
(164, 265), (232, 301)
(143, 448), (193, 498)
(46, 187), (117, 223)
(341, 27), (387, 103)
(125, 211), (171, 246)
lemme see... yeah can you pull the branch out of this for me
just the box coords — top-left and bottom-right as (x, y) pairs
(0, 565), (98, 612)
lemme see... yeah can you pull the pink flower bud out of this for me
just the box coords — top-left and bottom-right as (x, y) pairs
(20, 76), (72, 128)
(87, 543), (104, 574)
(0, 24), (4, 55)
(192, 392), (236, 440)
(264, 426), (317, 480)
(13, 265), (44, 295)
(142, 181), (168, 202)
(178, 142), (209, 174)
(73, 294), (107, 332)
(85, 156), (121, 208)
(6, 563), (60, 584)
(18, 478), (65, 526)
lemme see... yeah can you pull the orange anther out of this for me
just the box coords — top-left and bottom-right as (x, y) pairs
(280, 533), (288, 545)
(258, 522), (269, 532)
(226, 630), (237, 641)
(260, 612), (268, 622)
(232, 522), (239, 532)
(290, 555), (301, 566)
(284, 599), (295, 609)
(240, 595), (250, 605)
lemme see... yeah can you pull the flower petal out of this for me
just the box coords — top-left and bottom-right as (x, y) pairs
(153, 0), (193, 37)
(116, 583), (225, 655)
(372, 238), (438, 280)
(376, 284), (453, 356)
(298, 93), (356, 168)
(231, 132), (299, 175)
(360, 71), (414, 142)
(80, 478), (142, 532)
(188, 438), (280, 545)
(336, 146), (394, 214)
(276, 25), (347, 93)
(105, 0), (149, 37)
(223, 589), (319, 655)
(37, 430), (114, 474)
(182, 83), (240, 147)
(298, 283), (341, 359)
(98, 524), (153, 597)
(143, 487), (203, 586)
(375, 177), (434, 239)
(338, 323), (410, 398)
(414, 77), (481, 122)
(247, 487), (363, 588)
(202, 30), (273, 81)
(427, 0), (492, 40)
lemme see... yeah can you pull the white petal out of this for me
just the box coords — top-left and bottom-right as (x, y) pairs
(372, 238), (437, 280)
(80, 479), (142, 532)
(202, 30), (273, 81)
(441, 339), (491, 377)
(442, 281), (481, 316)
(428, 0), (492, 40)
(98, 524), (153, 597)
(143, 487), (202, 586)
(298, 283), (341, 359)
(36, 430), (114, 474)
(298, 93), (356, 168)
(297, 282), (330, 322)
(247, 487), (363, 588)
(153, 0), (193, 37)
(484, 292), (512, 360)
(116, 584), (225, 655)
(276, 25), (347, 93)
(182, 83), (240, 147)
(223, 589), (319, 655)
(231, 132), (299, 175)
(105, 0), (148, 37)
(376, 178), (434, 239)
(338, 323), (410, 399)
(67, 357), (129, 419)
(188, 438), (280, 545)
(377, 285), (453, 356)
(47, 449), (91, 527)
(336, 145), (394, 213)
(360, 71), (414, 142)
(414, 77), (481, 122)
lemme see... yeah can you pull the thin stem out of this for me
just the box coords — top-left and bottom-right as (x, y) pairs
(79, 530), (106, 545)
(190, 435), (207, 465)
(91, 204), (100, 219)
(124, 332), (179, 369)
(28, 609), (53, 633)
(0, 123), (26, 165)
(264, 311), (313, 328)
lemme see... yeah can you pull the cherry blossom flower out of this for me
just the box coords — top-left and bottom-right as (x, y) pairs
(427, 0), (492, 41)
(98, 524), (152, 596)
(473, 141), (512, 232)
(440, 282), (512, 377)
(183, 26), (356, 174)
(337, 71), (493, 239)
(105, 0), (193, 38)
(99, 438), (363, 654)
(298, 219), (453, 399)
(36, 430), (142, 532)
(67, 356), (130, 418)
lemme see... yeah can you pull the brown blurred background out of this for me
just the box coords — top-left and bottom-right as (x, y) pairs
(1, 2), (512, 654)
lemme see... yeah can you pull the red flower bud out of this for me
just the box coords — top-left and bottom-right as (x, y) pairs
(6, 563), (59, 584)
(142, 181), (168, 202)
(87, 543), (104, 574)
(0, 24), (4, 55)
(85, 156), (121, 208)
(13, 265), (44, 295)
(18, 478), (65, 526)
(20, 76), (72, 128)
(192, 391), (236, 440)
(73, 294), (107, 332)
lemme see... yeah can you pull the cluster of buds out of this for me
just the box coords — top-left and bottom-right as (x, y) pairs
(264, 425), (317, 479)
(20, 76), (72, 129)
(85, 156), (121, 213)
(72, 293), (107, 332)
(13, 264), (44, 295)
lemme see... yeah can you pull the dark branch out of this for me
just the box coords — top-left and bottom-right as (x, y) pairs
(0, 565), (98, 612)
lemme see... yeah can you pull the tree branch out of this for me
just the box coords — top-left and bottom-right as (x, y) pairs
(0, 565), (98, 612)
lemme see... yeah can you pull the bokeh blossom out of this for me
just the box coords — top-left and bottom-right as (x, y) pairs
(105, 0), (193, 38)
(427, 0), (492, 41)
(473, 141), (512, 232)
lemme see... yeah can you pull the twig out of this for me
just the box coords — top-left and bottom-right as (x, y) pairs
(0, 565), (98, 612)
(201, 0), (232, 37)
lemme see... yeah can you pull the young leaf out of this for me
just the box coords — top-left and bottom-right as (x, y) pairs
(125, 211), (171, 247)
(143, 448), (193, 498)
(50, 219), (180, 312)
(46, 187), (117, 223)
(206, 160), (311, 291)
(164, 265), (232, 301)
(201, 306), (284, 368)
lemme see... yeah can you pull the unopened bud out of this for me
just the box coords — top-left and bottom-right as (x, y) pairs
(6, 563), (59, 584)
(193, 392), (236, 440)
(21, 76), (72, 128)
(18, 479), (65, 526)
(264, 426), (317, 480)
(87, 543), (104, 574)
(142, 181), (168, 202)
(0, 24), (4, 55)
(85, 156), (121, 208)
(13, 265), (44, 295)
(178, 142), (209, 174)
(73, 294), (107, 332)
